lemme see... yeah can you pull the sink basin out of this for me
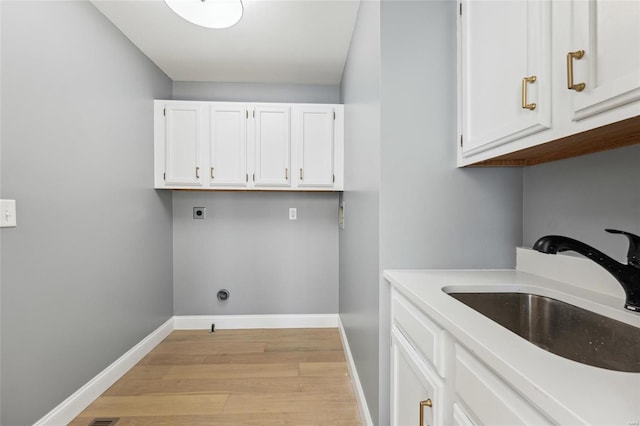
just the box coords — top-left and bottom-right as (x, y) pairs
(448, 292), (640, 372)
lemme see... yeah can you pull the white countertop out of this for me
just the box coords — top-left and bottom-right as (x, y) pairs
(384, 267), (640, 425)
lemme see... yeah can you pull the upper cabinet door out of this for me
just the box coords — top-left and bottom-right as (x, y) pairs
(164, 103), (204, 186)
(568, 0), (640, 121)
(295, 106), (335, 188)
(209, 104), (248, 187)
(253, 106), (291, 187)
(459, 0), (551, 158)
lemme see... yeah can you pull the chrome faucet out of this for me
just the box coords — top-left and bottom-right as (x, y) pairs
(532, 229), (640, 312)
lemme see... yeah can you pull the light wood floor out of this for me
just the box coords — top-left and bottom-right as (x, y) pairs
(70, 328), (361, 426)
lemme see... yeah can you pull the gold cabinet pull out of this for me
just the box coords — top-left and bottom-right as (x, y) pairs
(567, 50), (586, 92)
(300, 168), (304, 180)
(285, 168), (288, 180)
(196, 166), (200, 179)
(210, 167), (215, 179)
(521, 76), (537, 110)
(419, 399), (432, 425)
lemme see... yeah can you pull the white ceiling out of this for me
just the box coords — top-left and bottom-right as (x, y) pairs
(90, 0), (361, 85)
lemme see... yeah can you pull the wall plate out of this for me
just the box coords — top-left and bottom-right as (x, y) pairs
(193, 207), (206, 219)
(0, 199), (17, 227)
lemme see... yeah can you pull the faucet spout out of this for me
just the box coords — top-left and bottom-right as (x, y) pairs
(532, 229), (640, 313)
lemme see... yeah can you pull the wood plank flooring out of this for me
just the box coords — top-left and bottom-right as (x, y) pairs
(70, 328), (361, 426)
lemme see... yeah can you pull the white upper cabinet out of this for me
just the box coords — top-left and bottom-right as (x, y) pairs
(159, 102), (205, 186)
(253, 106), (291, 187)
(458, 0), (640, 167)
(568, 0), (640, 121)
(208, 104), (248, 187)
(294, 105), (336, 188)
(459, 0), (551, 156)
(154, 101), (344, 191)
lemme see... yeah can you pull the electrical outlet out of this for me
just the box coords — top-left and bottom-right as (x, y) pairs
(289, 208), (297, 220)
(193, 207), (206, 219)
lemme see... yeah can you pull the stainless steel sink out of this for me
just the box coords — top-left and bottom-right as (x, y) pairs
(448, 292), (640, 372)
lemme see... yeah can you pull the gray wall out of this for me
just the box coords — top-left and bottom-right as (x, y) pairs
(172, 82), (341, 316)
(339, 0), (382, 424)
(378, 1), (522, 423)
(173, 192), (339, 314)
(173, 81), (340, 104)
(523, 144), (640, 261)
(340, 1), (523, 424)
(0, 2), (173, 424)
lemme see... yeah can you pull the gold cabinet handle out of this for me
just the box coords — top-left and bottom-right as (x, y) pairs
(419, 399), (432, 425)
(567, 50), (586, 92)
(521, 76), (537, 110)
(300, 168), (304, 180)
(196, 167), (200, 179)
(210, 167), (215, 179)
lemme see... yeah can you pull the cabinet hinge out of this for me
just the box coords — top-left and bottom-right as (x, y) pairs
(460, 135), (464, 147)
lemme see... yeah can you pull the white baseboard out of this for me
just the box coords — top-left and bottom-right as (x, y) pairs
(173, 313), (339, 330)
(33, 317), (174, 426)
(34, 313), (360, 425)
(338, 317), (374, 426)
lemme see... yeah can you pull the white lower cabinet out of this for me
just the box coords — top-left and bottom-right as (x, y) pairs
(455, 345), (551, 425)
(391, 329), (444, 426)
(452, 403), (475, 426)
(390, 290), (552, 426)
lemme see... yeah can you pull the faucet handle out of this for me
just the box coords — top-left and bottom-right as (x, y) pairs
(605, 229), (640, 267)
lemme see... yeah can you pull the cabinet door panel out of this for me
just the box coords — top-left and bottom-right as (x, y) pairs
(453, 403), (476, 426)
(209, 105), (247, 187)
(460, 0), (551, 157)
(455, 344), (551, 425)
(254, 106), (290, 187)
(570, 0), (640, 120)
(391, 329), (443, 426)
(165, 104), (203, 186)
(392, 290), (445, 376)
(296, 107), (335, 187)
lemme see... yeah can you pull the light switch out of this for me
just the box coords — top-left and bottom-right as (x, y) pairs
(0, 199), (17, 228)
(289, 208), (297, 220)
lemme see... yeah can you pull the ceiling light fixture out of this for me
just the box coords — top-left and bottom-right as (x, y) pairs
(164, 0), (243, 29)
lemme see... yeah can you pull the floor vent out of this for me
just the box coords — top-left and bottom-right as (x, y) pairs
(89, 419), (119, 426)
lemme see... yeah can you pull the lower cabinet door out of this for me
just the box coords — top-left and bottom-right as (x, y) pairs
(452, 403), (476, 426)
(391, 328), (444, 426)
(455, 344), (552, 425)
